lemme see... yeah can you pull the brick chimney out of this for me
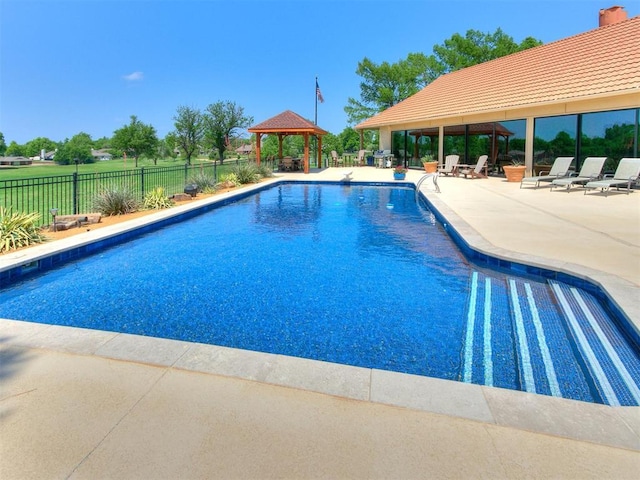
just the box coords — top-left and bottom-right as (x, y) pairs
(599, 5), (627, 26)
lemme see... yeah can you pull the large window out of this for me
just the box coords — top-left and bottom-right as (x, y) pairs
(533, 108), (639, 172)
(581, 109), (638, 173)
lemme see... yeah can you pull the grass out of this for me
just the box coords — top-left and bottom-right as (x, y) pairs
(0, 156), (221, 180)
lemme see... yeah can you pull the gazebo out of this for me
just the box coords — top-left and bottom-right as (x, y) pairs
(248, 110), (328, 174)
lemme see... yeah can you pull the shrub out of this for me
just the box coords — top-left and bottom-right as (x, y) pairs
(187, 172), (218, 194)
(92, 185), (140, 216)
(0, 207), (47, 253)
(143, 187), (174, 210)
(256, 163), (274, 178)
(217, 172), (240, 188)
(233, 162), (261, 184)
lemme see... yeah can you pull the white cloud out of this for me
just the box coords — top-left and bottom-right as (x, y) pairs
(122, 71), (144, 82)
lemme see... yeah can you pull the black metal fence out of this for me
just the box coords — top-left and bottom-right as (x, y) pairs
(1, 163), (220, 227)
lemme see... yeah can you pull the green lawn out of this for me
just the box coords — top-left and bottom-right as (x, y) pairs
(0, 156), (224, 180)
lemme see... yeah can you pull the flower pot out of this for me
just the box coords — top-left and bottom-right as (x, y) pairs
(503, 165), (526, 182)
(393, 172), (406, 180)
(422, 161), (438, 173)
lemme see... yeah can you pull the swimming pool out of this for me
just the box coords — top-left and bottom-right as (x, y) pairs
(1, 182), (639, 405)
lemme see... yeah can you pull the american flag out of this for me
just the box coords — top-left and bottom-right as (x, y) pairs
(316, 80), (324, 103)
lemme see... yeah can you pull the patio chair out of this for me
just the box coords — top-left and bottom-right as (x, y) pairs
(550, 157), (607, 192)
(438, 155), (460, 176)
(282, 157), (294, 171)
(353, 149), (366, 167)
(331, 150), (344, 167)
(520, 156), (574, 188)
(584, 158), (640, 196)
(458, 155), (488, 179)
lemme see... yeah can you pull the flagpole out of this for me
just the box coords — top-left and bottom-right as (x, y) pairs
(314, 75), (318, 125)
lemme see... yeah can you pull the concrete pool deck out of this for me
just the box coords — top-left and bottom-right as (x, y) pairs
(1, 167), (639, 478)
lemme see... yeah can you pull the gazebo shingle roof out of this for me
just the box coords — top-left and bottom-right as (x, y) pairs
(249, 110), (328, 135)
(357, 15), (640, 129)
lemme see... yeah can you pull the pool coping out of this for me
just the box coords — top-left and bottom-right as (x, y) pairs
(1, 177), (639, 451)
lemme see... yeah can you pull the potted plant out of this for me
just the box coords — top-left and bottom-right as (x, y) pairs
(393, 164), (408, 180)
(503, 160), (526, 182)
(422, 154), (438, 173)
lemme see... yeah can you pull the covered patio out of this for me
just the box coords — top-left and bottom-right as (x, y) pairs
(248, 110), (328, 174)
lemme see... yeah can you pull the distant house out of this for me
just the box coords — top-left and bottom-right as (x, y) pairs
(0, 156), (32, 166)
(235, 144), (253, 155)
(91, 149), (113, 161)
(43, 150), (56, 161)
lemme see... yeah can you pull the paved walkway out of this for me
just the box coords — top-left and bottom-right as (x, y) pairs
(1, 167), (639, 479)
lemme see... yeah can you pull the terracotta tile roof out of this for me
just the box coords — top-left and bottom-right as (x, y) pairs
(357, 16), (640, 129)
(249, 110), (328, 135)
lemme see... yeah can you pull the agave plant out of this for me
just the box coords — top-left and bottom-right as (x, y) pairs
(233, 162), (261, 184)
(0, 207), (47, 253)
(92, 185), (140, 216)
(143, 187), (174, 210)
(187, 172), (218, 194)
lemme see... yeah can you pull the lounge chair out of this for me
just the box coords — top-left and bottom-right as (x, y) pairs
(353, 149), (366, 167)
(550, 157), (607, 192)
(584, 158), (640, 196)
(520, 157), (574, 188)
(438, 155), (460, 176)
(458, 155), (488, 179)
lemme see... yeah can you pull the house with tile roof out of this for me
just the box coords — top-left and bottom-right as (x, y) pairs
(356, 7), (640, 175)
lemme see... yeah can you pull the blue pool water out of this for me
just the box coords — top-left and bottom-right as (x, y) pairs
(1, 183), (639, 405)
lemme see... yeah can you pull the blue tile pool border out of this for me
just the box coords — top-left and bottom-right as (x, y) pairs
(1, 179), (637, 348)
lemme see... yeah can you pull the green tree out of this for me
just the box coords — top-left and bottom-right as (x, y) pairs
(171, 105), (204, 165)
(0, 132), (6, 156)
(5, 140), (25, 157)
(112, 115), (158, 167)
(93, 136), (112, 150)
(346, 28), (542, 125)
(54, 132), (94, 165)
(24, 137), (58, 158)
(338, 128), (360, 153)
(202, 101), (253, 164)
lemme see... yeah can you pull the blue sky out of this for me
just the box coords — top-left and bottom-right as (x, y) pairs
(1, 0), (637, 145)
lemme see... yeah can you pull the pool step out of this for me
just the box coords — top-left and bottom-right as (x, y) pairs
(459, 272), (639, 404)
(549, 281), (640, 407)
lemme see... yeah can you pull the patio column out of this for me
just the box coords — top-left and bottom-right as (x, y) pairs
(255, 133), (261, 166)
(525, 117), (535, 176)
(317, 136), (323, 168)
(303, 133), (310, 174)
(438, 126), (444, 166)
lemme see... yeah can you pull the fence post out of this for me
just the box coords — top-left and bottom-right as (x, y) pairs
(140, 167), (145, 198)
(214, 159), (217, 182)
(184, 163), (188, 183)
(72, 172), (79, 214)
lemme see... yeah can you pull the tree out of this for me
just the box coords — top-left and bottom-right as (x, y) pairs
(346, 28), (542, 125)
(0, 132), (6, 156)
(171, 106), (204, 165)
(24, 137), (58, 158)
(54, 132), (94, 165)
(112, 115), (158, 167)
(5, 141), (25, 157)
(202, 101), (253, 164)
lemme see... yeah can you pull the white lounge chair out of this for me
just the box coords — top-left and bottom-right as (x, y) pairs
(550, 157), (607, 192)
(438, 155), (460, 176)
(458, 155), (488, 179)
(584, 158), (640, 196)
(520, 157), (574, 188)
